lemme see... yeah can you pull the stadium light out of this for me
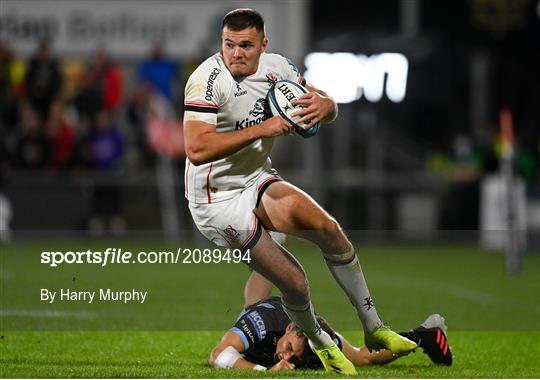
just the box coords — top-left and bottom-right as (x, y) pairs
(304, 52), (409, 104)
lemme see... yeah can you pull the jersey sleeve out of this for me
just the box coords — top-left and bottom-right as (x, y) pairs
(281, 56), (306, 86)
(230, 310), (265, 351)
(183, 65), (225, 125)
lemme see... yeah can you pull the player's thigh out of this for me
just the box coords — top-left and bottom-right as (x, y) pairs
(256, 181), (336, 234)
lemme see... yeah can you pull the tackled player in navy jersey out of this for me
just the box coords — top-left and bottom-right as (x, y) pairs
(210, 272), (453, 371)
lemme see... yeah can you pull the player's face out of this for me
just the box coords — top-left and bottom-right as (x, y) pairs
(274, 324), (306, 366)
(222, 26), (267, 78)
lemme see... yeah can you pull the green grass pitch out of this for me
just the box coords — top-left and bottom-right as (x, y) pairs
(1, 240), (539, 378)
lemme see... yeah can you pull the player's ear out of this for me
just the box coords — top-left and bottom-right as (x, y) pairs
(261, 37), (268, 53)
(285, 322), (294, 332)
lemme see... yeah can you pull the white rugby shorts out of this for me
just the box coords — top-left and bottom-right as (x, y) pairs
(188, 171), (286, 250)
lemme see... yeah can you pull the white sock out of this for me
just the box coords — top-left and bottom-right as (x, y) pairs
(281, 298), (334, 349)
(324, 251), (383, 332)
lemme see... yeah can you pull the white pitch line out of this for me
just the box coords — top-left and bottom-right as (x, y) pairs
(0, 309), (97, 319)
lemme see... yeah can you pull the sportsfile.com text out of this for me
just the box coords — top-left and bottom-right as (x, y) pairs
(40, 248), (252, 267)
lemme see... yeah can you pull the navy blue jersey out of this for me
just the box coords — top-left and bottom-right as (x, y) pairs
(231, 296), (341, 367)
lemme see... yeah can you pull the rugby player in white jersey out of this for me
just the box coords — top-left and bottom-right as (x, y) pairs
(183, 8), (416, 374)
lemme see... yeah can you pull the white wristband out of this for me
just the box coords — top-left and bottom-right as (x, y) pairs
(214, 346), (241, 369)
(253, 364), (267, 371)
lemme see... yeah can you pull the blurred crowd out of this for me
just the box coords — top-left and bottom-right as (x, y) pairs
(0, 38), (538, 236)
(0, 39), (189, 177)
(0, 39), (197, 234)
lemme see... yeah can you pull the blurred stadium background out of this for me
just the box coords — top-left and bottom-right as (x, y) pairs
(1, 1), (539, 377)
(1, 0), (539, 269)
(1, 0), (539, 283)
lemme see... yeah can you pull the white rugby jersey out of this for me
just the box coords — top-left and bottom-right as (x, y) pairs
(183, 52), (305, 204)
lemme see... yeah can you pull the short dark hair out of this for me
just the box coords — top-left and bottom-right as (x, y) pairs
(292, 315), (338, 369)
(222, 8), (265, 35)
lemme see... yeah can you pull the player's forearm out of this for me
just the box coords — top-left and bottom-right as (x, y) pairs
(365, 349), (397, 365)
(186, 127), (261, 165)
(211, 344), (267, 370)
(321, 96), (338, 123)
(346, 345), (396, 366)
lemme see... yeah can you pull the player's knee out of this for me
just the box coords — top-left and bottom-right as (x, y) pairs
(318, 217), (341, 235)
(315, 218), (353, 255)
(316, 218), (347, 245)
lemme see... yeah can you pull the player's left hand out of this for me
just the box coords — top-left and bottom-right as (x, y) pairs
(270, 359), (295, 371)
(291, 85), (336, 129)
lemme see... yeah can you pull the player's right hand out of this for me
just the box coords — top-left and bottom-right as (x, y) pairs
(259, 116), (294, 137)
(270, 359), (295, 371)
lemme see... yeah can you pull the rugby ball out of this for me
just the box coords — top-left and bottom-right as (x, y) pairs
(266, 80), (320, 138)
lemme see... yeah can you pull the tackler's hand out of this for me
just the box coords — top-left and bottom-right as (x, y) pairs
(270, 359), (295, 371)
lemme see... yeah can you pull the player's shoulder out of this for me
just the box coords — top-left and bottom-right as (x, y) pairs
(250, 296), (283, 310)
(242, 297), (284, 323)
(185, 53), (233, 104)
(261, 52), (292, 68)
(188, 53), (229, 84)
(261, 53), (303, 81)
(262, 52), (288, 62)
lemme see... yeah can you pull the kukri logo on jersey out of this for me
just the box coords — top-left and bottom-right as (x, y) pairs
(234, 81), (247, 97)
